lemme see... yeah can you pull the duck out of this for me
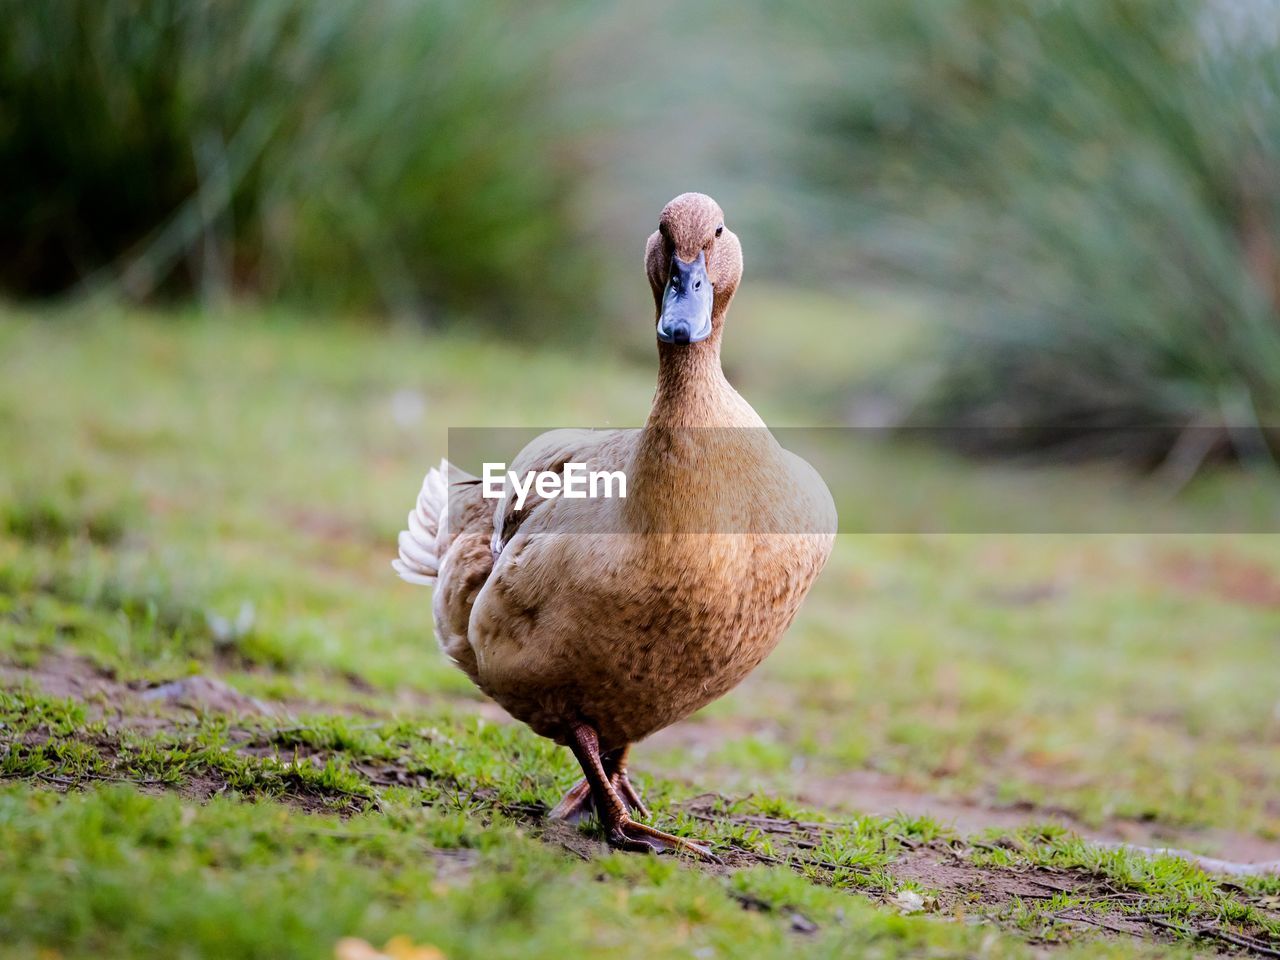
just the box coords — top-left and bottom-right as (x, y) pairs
(393, 192), (836, 860)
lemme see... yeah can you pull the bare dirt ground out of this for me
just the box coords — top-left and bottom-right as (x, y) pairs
(644, 711), (1280, 872)
(794, 768), (1280, 868)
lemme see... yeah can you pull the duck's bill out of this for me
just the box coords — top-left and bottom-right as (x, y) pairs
(657, 251), (713, 345)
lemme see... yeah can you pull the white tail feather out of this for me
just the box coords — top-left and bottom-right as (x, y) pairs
(392, 458), (450, 586)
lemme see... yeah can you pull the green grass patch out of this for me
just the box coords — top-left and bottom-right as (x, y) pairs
(2, 306), (1278, 957)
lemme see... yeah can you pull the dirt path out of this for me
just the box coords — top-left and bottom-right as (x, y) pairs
(791, 767), (1280, 868)
(643, 716), (1280, 871)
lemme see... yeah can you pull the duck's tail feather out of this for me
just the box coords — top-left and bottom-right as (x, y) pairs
(392, 458), (451, 586)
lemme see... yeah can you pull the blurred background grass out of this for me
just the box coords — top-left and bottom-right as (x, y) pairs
(0, 0), (597, 330)
(2, 0), (1279, 452)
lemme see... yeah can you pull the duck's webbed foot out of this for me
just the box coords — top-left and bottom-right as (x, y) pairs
(561, 723), (722, 864)
(548, 744), (650, 824)
(548, 778), (595, 824)
(606, 817), (719, 860)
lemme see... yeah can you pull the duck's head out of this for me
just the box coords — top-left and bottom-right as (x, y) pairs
(645, 192), (742, 347)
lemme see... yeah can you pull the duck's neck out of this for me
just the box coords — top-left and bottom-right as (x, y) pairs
(624, 329), (772, 533)
(647, 335), (757, 429)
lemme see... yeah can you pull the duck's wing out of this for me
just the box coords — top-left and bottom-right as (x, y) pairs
(394, 430), (626, 686)
(780, 448), (838, 540)
(489, 428), (625, 556)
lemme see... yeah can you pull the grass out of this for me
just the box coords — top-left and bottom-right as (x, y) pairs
(1, 298), (1278, 957)
(0, 0), (599, 328)
(802, 0), (1280, 460)
(1, 784), (1079, 960)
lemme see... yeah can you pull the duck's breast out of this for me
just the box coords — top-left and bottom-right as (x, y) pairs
(467, 523), (830, 748)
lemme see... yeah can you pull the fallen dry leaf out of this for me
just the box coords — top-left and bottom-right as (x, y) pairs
(892, 889), (926, 914)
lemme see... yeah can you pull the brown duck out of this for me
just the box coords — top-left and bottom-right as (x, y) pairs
(394, 192), (836, 859)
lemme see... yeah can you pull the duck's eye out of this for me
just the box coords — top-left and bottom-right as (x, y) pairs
(715, 224), (724, 238)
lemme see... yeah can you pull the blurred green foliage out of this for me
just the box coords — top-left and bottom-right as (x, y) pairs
(810, 0), (1280, 460)
(5, 0), (1280, 462)
(0, 0), (597, 330)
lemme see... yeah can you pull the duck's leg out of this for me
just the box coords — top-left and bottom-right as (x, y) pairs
(564, 722), (721, 863)
(548, 744), (648, 823)
(607, 745), (651, 820)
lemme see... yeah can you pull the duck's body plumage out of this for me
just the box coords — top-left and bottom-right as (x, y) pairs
(394, 193), (835, 857)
